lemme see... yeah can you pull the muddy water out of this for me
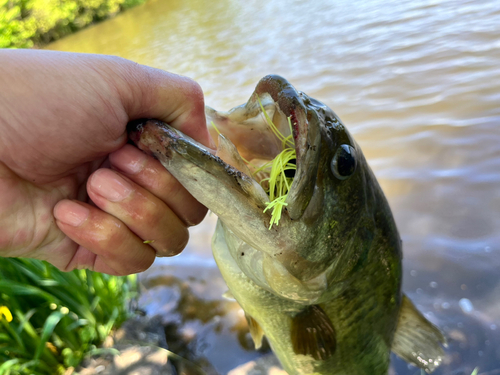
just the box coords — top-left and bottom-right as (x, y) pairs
(49, 0), (500, 373)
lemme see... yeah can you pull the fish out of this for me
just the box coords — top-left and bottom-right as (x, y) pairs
(128, 75), (446, 375)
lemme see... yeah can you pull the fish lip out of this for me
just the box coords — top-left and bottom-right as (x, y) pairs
(128, 119), (245, 181)
(128, 118), (272, 219)
(253, 75), (322, 220)
(128, 119), (219, 166)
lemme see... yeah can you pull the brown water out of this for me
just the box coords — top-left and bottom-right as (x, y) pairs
(49, 0), (500, 373)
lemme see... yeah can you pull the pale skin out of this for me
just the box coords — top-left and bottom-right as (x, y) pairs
(0, 50), (213, 276)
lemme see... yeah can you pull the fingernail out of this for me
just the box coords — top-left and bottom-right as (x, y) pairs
(111, 144), (147, 175)
(54, 201), (89, 227)
(91, 169), (133, 202)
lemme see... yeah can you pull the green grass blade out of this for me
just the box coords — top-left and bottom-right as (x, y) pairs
(0, 359), (21, 375)
(0, 333), (11, 341)
(66, 319), (89, 331)
(1, 318), (26, 351)
(0, 281), (59, 302)
(34, 311), (64, 361)
(0, 258), (134, 373)
(15, 308), (37, 335)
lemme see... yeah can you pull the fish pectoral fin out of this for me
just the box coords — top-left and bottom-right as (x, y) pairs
(245, 313), (265, 350)
(222, 290), (235, 301)
(291, 305), (336, 361)
(392, 294), (447, 373)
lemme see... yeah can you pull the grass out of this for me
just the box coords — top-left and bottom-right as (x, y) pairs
(0, 257), (136, 374)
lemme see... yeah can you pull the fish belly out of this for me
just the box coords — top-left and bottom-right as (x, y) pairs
(212, 221), (392, 375)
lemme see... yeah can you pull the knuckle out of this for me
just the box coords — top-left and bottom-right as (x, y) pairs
(134, 260), (153, 273)
(107, 224), (125, 247)
(184, 79), (205, 115)
(159, 177), (183, 201)
(121, 255), (153, 275)
(186, 206), (208, 226)
(105, 250), (153, 276)
(172, 75), (205, 113)
(186, 79), (204, 105)
(168, 226), (189, 256)
(87, 216), (124, 250)
(133, 199), (163, 228)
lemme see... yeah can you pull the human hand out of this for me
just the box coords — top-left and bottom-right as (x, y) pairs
(0, 50), (211, 275)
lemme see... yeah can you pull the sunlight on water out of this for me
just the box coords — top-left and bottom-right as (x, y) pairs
(49, 0), (500, 373)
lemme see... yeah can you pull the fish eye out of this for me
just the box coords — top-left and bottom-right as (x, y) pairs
(331, 144), (357, 180)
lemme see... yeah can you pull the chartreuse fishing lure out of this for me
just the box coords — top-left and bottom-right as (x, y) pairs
(213, 97), (297, 229)
(255, 97), (296, 228)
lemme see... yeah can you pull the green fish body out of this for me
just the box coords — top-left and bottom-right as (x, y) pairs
(129, 75), (446, 375)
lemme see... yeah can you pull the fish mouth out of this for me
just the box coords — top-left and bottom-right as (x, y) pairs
(248, 75), (322, 221)
(128, 75), (322, 279)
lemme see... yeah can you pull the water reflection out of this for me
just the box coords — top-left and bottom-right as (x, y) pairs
(49, 0), (500, 373)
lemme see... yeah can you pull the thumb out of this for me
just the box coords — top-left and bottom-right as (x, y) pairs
(109, 59), (212, 148)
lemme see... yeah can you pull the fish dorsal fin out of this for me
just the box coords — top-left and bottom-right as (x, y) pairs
(392, 294), (447, 373)
(291, 305), (336, 361)
(245, 313), (265, 349)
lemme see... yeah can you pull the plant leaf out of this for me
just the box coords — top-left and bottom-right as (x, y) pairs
(34, 311), (64, 361)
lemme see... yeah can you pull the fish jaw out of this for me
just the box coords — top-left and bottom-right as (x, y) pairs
(206, 75), (322, 221)
(128, 119), (291, 257)
(251, 75), (322, 220)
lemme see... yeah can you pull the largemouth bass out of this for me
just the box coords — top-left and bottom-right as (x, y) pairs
(128, 75), (446, 375)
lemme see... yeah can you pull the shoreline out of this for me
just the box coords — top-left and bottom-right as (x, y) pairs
(1, 0), (147, 49)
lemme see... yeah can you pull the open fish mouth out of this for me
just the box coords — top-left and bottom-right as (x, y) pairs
(128, 75), (327, 283)
(129, 76), (321, 230)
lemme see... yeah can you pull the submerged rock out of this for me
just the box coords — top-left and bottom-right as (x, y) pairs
(76, 315), (175, 375)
